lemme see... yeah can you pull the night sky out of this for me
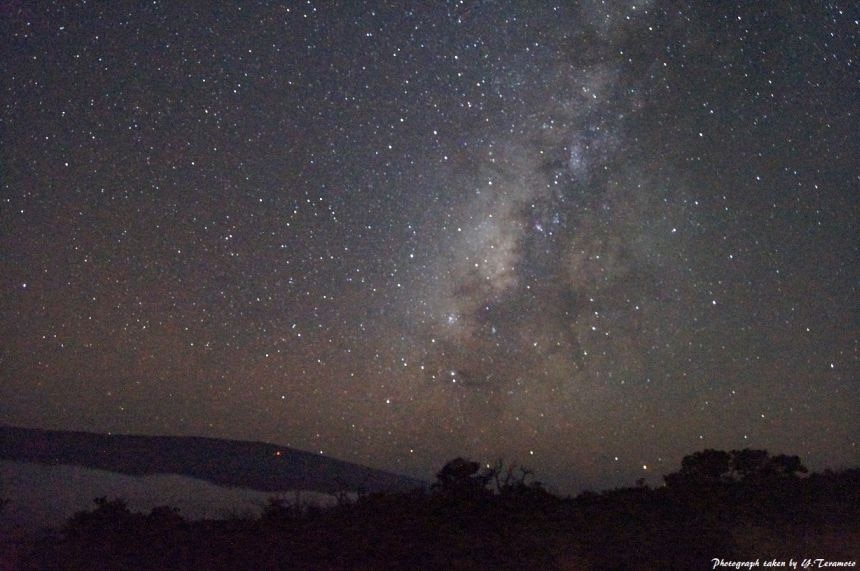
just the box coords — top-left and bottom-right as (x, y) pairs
(1, 1), (857, 492)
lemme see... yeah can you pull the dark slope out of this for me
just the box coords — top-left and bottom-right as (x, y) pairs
(0, 425), (425, 494)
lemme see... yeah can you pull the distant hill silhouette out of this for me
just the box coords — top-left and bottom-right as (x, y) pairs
(0, 425), (425, 494)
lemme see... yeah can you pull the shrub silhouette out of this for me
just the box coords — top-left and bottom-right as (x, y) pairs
(12, 449), (858, 570)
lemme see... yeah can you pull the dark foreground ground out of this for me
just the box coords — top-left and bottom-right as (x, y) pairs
(1, 450), (858, 570)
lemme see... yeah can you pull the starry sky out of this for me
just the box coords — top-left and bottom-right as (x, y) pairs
(1, 1), (857, 492)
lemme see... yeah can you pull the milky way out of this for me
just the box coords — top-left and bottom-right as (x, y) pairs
(1, 2), (857, 491)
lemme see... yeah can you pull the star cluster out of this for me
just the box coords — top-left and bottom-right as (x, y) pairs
(1, 1), (857, 491)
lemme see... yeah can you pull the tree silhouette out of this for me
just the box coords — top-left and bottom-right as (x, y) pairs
(730, 449), (808, 481)
(767, 454), (808, 478)
(665, 449), (809, 488)
(483, 458), (552, 499)
(664, 449), (731, 487)
(431, 457), (492, 498)
(730, 449), (770, 480)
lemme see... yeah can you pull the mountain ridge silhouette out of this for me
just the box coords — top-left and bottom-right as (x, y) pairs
(0, 425), (425, 494)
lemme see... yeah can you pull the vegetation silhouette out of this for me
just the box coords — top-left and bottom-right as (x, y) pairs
(7, 449), (859, 569)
